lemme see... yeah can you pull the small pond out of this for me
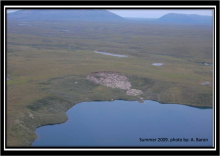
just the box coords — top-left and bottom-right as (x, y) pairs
(94, 51), (127, 57)
(203, 62), (213, 66)
(201, 81), (210, 85)
(32, 100), (213, 147)
(18, 24), (32, 26)
(152, 63), (163, 66)
(60, 30), (70, 32)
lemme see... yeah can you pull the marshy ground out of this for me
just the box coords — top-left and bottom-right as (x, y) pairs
(6, 20), (213, 146)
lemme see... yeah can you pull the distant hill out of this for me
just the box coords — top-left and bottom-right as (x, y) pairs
(158, 13), (212, 24)
(7, 9), (125, 22)
(124, 17), (157, 21)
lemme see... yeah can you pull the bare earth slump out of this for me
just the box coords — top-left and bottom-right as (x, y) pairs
(86, 71), (143, 101)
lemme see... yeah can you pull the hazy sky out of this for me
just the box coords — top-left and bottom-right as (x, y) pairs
(7, 9), (213, 18)
(7, 9), (17, 13)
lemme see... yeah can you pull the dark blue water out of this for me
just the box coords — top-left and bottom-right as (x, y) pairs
(32, 100), (213, 147)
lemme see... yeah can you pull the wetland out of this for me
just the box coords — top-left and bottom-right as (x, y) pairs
(6, 19), (213, 147)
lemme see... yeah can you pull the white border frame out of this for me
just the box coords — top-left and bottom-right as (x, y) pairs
(4, 5), (217, 151)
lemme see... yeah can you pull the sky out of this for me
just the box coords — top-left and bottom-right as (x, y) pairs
(7, 9), (212, 18)
(7, 9), (17, 13)
(108, 9), (213, 18)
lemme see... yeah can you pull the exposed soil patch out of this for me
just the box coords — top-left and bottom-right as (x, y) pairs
(126, 89), (143, 96)
(29, 113), (34, 119)
(86, 71), (143, 97)
(86, 71), (131, 90)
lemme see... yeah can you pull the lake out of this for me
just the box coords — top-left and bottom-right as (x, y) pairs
(32, 100), (213, 147)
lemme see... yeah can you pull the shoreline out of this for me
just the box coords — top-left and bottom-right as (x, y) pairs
(30, 97), (213, 147)
(7, 75), (213, 147)
(31, 98), (213, 147)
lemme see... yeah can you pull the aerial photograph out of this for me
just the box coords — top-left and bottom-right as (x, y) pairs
(6, 8), (214, 148)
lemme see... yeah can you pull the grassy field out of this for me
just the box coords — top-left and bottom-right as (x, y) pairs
(6, 20), (213, 146)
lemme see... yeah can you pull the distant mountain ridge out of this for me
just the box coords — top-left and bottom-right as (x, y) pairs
(7, 9), (125, 22)
(158, 13), (212, 24)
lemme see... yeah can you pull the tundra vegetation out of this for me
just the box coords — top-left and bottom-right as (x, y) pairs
(6, 19), (213, 146)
